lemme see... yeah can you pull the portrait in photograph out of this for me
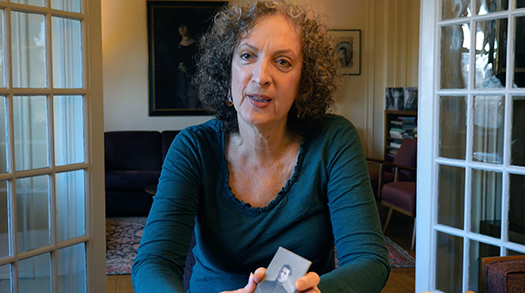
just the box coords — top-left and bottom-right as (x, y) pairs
(403, 87), (418, 111)
(147, 1), (227, 116)
(255, 247), (311, 293)
(385, 87), (405, 111)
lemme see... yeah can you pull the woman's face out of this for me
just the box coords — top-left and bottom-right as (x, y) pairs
(230, 13), (303, 130)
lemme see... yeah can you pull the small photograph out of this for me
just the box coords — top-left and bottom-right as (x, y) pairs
(255, 247), (312, 293)
(403, 87), (418, 111)
(385, 87), (405, 111)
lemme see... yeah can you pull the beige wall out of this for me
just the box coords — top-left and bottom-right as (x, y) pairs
(101, 0), (419, 157)
(369, 0), (421, 158)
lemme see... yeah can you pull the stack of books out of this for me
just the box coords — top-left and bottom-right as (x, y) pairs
(389, 116), (417, 140)
(388, 140), (403, 158)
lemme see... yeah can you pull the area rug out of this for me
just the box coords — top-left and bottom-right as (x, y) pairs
(106, 217), (415, 275)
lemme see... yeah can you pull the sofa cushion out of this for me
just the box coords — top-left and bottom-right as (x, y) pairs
(105, 131), (163, 171)
(105, 170), (160, 191)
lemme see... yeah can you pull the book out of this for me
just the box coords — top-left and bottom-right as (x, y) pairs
(390, 142), (402, 148)
(390, 127), (405, 133)
(390, 134), (403, 139)
(389, 129), (403, 139)
(391, 120), (416, 126)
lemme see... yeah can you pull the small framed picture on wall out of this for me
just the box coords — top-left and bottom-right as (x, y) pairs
(330, 29), (361, 75)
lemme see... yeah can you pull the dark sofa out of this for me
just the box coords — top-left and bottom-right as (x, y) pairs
(104, 130), (180, 217)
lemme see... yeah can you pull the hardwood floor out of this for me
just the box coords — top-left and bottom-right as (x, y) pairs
(379, 202), (416, 293)
(106, 203), (416, 293)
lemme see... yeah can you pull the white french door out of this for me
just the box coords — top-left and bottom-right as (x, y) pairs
(0, 0), (105, 292)
(418, 0), (525, 292)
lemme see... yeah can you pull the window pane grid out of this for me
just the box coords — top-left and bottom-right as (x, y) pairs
(434, 3), (525, 292)
(0, 1), (89, 292)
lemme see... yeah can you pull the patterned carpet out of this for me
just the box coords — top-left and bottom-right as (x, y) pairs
(106, 217), (415, 275)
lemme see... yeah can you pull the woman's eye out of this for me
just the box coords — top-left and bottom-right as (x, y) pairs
(241, 53), (253, 60)
(277, 59), (291, 67)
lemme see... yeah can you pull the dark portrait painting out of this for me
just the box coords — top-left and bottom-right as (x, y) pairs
(147, 1), (227, 116)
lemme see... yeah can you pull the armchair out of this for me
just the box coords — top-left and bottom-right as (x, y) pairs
(380, 165), (417, 250)
(368, 139), (417, 250)
(480, 255), (525, 293)
(367, 138), (417, 199)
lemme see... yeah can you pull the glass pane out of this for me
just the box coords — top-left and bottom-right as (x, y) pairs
(472, 96), (504, 164)
(54, 96), (84, 166)
(51, 0), (81, 13)
(11, 0), (44, 7)
(475, 19), (507, 89)
(508, 249), (525, 256)
(57, 243), (86, 293)
(436, 232), (463, 293)
(509, 174), (525, 245)
(519, 0), (525, 8)
(511, 96), (525, 166)
(476, 0), (508, 15)
(0, 96), (6, 173)
(442, 0), (471, 20)
(52, 18), (82, 88)
(438, 165), (465, 229)
(0, 181), (7, 258)
(468, 240), (500, 292)
(471, 169), (502, 238)
(0, 264), (10, 292)
(441, 24), (470, 89)
(11, 12), (46, 88)
(0, 11), (5, 88)
(56, 170), (85, 242)
(19, 253), (50, 293)
(515, 17), (525, 88)
(16, 175), (49, 253)
(13, 96), (48, 171)
(439, 96), (467, 159)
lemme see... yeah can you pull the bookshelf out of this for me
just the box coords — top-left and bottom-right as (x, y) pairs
(384, 110), (417, 161)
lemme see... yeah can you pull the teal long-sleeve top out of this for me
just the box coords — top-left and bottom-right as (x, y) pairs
(131, 115), (390, 293)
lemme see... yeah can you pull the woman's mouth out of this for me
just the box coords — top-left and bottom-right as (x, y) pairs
(248, 95), (272, 103)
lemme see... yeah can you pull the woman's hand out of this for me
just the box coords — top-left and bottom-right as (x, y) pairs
(220, 268), (266, 293)
(295, 272), (321, 293)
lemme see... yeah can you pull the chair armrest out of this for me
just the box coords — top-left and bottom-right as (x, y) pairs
(376, 162), (416, 171)
(366, 157), (385, 164)
(391, 164), (417, 182)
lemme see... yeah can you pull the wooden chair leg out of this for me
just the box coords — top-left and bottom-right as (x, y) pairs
(383, 208), (394, 233)
(411, 217), (416, 251)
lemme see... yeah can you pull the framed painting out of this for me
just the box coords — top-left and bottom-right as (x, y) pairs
(330, 29), (361, 76)
(147, 1), (227, 116)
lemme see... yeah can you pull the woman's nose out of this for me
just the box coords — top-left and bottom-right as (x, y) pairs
(252, 60), (271, 87)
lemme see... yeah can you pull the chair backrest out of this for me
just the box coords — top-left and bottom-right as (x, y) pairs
(392, 138), (417, 181)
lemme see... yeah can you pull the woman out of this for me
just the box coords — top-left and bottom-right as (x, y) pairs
(132, 1), (390, 292)
(174, 22), (199, 109)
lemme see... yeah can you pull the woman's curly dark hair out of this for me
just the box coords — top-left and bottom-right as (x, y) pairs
(193, 0), (338, 134)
